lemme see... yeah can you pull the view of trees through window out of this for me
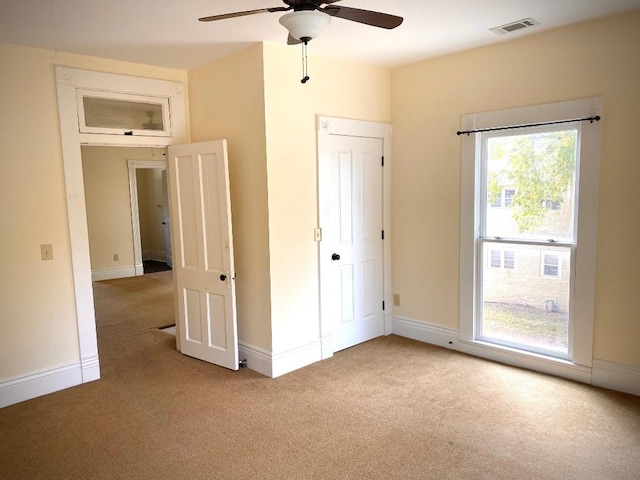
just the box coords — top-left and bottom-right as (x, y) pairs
(480, 128), (578, 357)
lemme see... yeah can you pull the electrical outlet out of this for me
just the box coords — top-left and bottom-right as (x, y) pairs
(393, 293), (401, 306)
(41, 244), (53, 261)
(113, 253), (119, 261)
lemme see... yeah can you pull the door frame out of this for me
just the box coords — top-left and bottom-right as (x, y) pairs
(128, 159), (168, 276)
(316, 116), (393, 359)
(55, 67), (187, 384)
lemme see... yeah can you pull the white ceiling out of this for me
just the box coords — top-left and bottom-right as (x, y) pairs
(1, 0), (640, 70)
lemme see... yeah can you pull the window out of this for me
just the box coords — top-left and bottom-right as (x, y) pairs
(544, 199), (562, 210)
(481, 127), (577, 357)
(77, 89), (171, 137)
(504, 189), (515, 207)
(489, 249), (515, 269)
(490, 188), (516, 208)
(460, 98), (602, 372)
(541, 252), (560, 278)
(504, 250), (515, 269)
(490, 249), (501, 267)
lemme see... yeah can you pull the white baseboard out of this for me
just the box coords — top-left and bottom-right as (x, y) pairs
(592, 359), (640, 397)
(320, 335), (334, 360)
(384, 313), (393, 336)
(392, 315), (458, 347)
(272, 340), (323, 378)
(81, 354), (101, 382)
(135, 263), (144, 276)
(238, 341), (323, 378)
(143, 250), (167, 262)
(0, 362), (83, 408)
(238, 342), (272, 378)
(91, 266), (136, 282)
(391, 315), (638, 396)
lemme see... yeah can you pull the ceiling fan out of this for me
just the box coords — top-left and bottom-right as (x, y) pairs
(199, 0), (404, 45)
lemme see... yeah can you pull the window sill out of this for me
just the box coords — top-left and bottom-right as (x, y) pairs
(456, 338), (592, 384)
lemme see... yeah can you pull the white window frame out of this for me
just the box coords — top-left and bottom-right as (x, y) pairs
(459, 98), (602, 381)
(77, 89), (172, 137)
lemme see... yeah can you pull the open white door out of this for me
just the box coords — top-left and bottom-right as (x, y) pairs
(167, 140), (238, 370)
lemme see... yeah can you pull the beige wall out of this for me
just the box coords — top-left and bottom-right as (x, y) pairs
(188, 42), (391, 355)
(188, 44), (272, 351)
(391, 12), (640, 367)
(0, 42), (186, 380)
(81, 146), (167, 271)
(262, 43), (391, 353)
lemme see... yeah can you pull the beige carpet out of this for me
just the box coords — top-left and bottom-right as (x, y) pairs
(1, 272), (639, 479)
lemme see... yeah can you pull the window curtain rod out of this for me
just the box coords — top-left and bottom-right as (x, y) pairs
(456, 115), (601, 136)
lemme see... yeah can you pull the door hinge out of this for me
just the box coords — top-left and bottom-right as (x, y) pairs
(381, 156), (385, 166)
(382, 301), (386, 311)
(381, 230), (385, 240)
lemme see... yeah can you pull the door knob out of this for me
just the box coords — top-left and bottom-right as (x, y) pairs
(331, 253), (341, 261)
(220, 274), (227, 281)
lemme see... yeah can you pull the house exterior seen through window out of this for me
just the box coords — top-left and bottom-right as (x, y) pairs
(479, 127), (578, 358)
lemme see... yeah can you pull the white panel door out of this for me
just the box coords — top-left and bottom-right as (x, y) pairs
(167, 140), (238, 370)
(320, 135), (384, 352)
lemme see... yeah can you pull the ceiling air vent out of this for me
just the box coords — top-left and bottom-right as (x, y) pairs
(490, 18), (540, 35)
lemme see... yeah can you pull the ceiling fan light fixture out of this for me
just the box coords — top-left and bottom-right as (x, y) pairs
(279, 10), (331, 41)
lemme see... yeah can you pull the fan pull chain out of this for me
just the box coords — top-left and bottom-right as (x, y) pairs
(301, 40), (310, 84)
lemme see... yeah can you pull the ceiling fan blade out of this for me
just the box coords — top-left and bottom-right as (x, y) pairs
(287, 34), (302, 45)
(199, 7), (289, 22)
(321, 6), (403, 29)
(320, 1), (343, 4)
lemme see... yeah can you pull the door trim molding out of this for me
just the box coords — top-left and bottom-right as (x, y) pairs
(317, 116), (392, 358)
(127, 159), (167, 276)
(55, 67), (187, 388)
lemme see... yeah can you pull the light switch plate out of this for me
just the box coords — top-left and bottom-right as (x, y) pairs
(41, 244), (53, 261)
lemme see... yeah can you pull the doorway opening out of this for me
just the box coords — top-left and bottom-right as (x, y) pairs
(55, 66), (188, 384)
(81, 145), (177, 356)
(128, 158), (173, 276)
(81, 146), (172, 282)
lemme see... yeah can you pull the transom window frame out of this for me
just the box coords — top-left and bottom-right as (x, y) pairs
(459, 97), (602, 380)
(77, 89), (172, 137)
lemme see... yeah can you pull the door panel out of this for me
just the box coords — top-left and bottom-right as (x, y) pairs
(167, 140), (238, 370)
(185, 289), (202, 342)
(321, 135), (384, 352)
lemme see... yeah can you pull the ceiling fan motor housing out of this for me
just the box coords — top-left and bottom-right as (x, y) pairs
(279, 10), (332, 41)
